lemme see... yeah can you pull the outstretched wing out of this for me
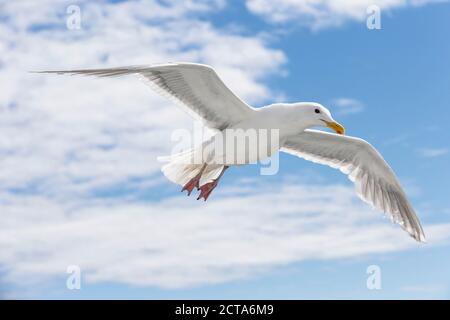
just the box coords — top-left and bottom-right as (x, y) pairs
(35, 62), (255, 130)
(282, 129), (425, 242)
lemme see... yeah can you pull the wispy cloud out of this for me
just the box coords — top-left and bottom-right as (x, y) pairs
(245, 0), (447, 29)
(0, 0), (288, 294)
(331, 98), (365, 116)
(1, 181), (449, 292)
(1, 0), (450, 298)
(382, 134), (411, 147)
(418, 148), (448, 158)
(401, 285), (446, 295)
(0, 0), (286, 195)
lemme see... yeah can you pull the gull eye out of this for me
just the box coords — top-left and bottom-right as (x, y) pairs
(315, 108), (320, 114)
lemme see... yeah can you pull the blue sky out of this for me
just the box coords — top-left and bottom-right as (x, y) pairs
(0, 0), (450, 299)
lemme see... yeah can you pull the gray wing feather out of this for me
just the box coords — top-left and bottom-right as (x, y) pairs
(282, 129), (425, 242)
(35, 62), (255, 130)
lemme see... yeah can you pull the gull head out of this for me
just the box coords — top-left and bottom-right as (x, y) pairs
(296, 102), (345, 135)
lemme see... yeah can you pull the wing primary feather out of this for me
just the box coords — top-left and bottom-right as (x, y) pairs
(34, 63), (255, 130)
(282, 130), (426, 242)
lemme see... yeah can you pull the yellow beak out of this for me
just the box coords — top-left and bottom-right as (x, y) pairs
(323, 120), (345, 135)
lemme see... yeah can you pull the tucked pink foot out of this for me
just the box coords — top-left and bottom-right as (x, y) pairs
(181, 175), (201, 196)
(197, 180), (219, 201)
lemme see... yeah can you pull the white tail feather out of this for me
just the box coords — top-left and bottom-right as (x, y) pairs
(160, 149), (224, 187)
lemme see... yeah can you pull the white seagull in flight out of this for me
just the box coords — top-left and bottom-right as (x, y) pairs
(36, 62), (426, 242)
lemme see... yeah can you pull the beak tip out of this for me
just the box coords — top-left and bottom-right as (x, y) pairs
(324, 120), (345, 135)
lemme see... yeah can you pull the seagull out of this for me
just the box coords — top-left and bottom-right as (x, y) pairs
(35, 62), (426, 242)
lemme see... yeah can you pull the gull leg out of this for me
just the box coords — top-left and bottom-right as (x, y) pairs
(197, 166), (229, 201)
(181, 164), (207, 196)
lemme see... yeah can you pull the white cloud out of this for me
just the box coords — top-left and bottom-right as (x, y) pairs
(245, 0), (446, 29)
(401, 284), (445, 294)
(0, 0), (286, 196)
(418, 148), (448, 158)
(1, 181), (449, 291)
(331, 97), (365, 115)
(0, 0), (288, 293)
(1, 0), (450, 297)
